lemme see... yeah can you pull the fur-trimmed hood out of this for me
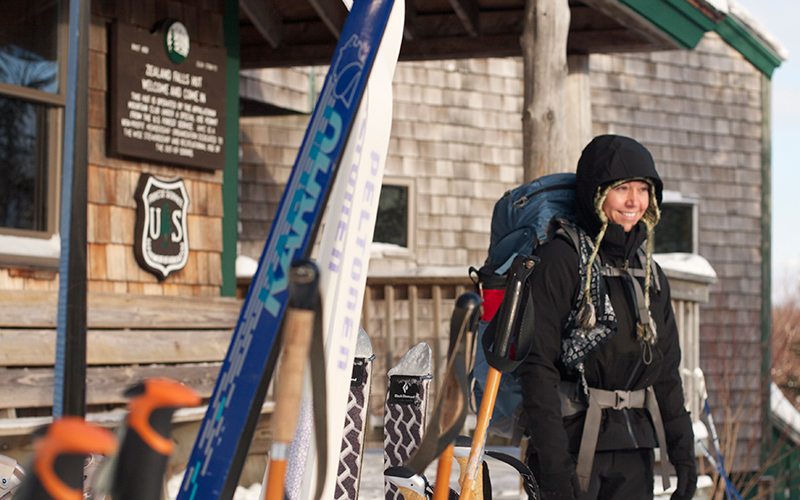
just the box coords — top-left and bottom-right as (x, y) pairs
(573, 135), (664, 351)
(575, 134), (663, 237)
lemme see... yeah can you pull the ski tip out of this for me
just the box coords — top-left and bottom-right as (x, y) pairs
(388, 342), (432, 377)
(356, 326), (374, 358)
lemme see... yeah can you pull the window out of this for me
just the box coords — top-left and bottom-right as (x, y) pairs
(373, 178), (414, 252)
(655, 191), (698, 254)
(0, 0), (64, 238)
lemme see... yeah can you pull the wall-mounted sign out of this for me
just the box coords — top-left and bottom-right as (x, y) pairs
(134, 174), (190, 280)
(110, 22), (226, 170)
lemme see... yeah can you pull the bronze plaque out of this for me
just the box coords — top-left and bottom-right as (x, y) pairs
(109, 22), (226, 170)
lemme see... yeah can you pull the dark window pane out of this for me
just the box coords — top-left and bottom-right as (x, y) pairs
(655, 203), (693, 253)
(0, 95), (49, 231)
(0, 0), (60, 93)
(374, 184), (408, 247)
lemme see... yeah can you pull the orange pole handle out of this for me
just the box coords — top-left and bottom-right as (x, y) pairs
(459, 366), (501, 500)
(433, 444), (455, 500)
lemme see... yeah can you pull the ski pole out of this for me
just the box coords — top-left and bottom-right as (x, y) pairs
(110, 378), (201, 499)
(694, 368), (741, 500)
(433, 293), (481, 500)
(433, 445), (455, 500)
(15, 417), (116, 500)
(460, 256), (536, 500)
(264, 260), (321, 500)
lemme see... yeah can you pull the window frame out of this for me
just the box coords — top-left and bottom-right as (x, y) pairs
(0, 1), (67, 266)
(657, 190), (699, 254)
(372, 176), (416, 257)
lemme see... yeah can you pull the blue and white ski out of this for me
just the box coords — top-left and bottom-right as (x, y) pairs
(286, 0), (404, 497)
(178, 2), (398, 498)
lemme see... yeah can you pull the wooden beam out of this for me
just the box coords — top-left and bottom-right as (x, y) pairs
(0, 329), (231, 367)
(521, 0), (570, 181)
(308, 0), (348, 38)
(578, 0), (682, 49)
(448, 0), (480, 37)
(240, 0), (284, 49)
(0, 363), (222, 410)
(0, 290), (240, 329)
(241, 34), (525, 68)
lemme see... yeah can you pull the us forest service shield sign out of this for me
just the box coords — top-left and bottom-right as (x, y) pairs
(134, 174), (190, 280)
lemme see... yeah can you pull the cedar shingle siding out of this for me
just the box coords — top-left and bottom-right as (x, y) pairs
(591, 33), (764, 471)
(239, 32), (766, 471)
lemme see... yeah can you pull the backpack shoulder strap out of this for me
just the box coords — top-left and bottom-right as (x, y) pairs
(553, 218), (581, 251)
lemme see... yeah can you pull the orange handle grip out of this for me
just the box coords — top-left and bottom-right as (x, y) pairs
(459, 367), (500, 500)
(433, 444), (454, 500)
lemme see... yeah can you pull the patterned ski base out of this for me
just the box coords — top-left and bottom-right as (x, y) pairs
(334, 353), (374, 499)
(383, 371), (431, 500)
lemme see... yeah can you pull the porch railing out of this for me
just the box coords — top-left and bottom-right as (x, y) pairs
(362, 266), (716, 427)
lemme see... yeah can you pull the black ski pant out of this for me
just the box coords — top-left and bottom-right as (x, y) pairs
(580, 448), (654, 500)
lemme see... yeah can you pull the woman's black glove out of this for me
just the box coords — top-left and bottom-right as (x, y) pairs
(538, 471), (580, 500)
(670, 462), (697, 500)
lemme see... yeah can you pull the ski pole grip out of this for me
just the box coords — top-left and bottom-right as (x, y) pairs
(449, 292), (481, 354)
(272, 308), (315, 442)
(272, 259), (320, 444)
(112, 378), (200, 500)
(16, 417), (116, 500)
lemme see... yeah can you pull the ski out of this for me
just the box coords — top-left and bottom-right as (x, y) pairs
(178, 2), (398, 498)
(284, 0), (404, 497)
(334, 327), (376, 499)
(384, 342), (433, 500)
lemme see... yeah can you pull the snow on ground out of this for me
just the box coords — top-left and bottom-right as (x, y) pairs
(167, 446), (713, 498)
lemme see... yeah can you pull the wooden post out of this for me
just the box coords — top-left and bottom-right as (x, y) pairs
(521, 0), (571, 181)
(566, 54), (592, 168)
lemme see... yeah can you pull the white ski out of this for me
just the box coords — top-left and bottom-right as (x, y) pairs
(384, 342), (433, 500)
(334, 327), (376, 499)
(274, 0), (405, 498)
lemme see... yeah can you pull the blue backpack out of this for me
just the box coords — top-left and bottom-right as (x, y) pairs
(470, 173), (578, 441)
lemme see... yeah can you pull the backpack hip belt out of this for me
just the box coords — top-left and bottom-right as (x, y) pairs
(575, 386), (670, 494)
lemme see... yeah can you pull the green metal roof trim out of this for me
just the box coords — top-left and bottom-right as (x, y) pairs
(715, 15), (783, 79)
(620, 0), (783, 77)
(620, 0), (715, 49)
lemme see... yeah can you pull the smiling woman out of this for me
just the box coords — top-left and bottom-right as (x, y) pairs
(601, 180), (650, 232)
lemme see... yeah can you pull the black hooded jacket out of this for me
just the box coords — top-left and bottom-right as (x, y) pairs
(517, 135), (695, 492)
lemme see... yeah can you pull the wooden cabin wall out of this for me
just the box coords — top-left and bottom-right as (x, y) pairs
(88, 0), (225, 297)
(590, 33), (765, 471)
(1, 0), (227, 296)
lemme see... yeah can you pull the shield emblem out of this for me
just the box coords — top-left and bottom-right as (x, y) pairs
(134, 174), (190, 280)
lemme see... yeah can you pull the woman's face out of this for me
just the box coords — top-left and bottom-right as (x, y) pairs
(602, 180), (650, 232)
